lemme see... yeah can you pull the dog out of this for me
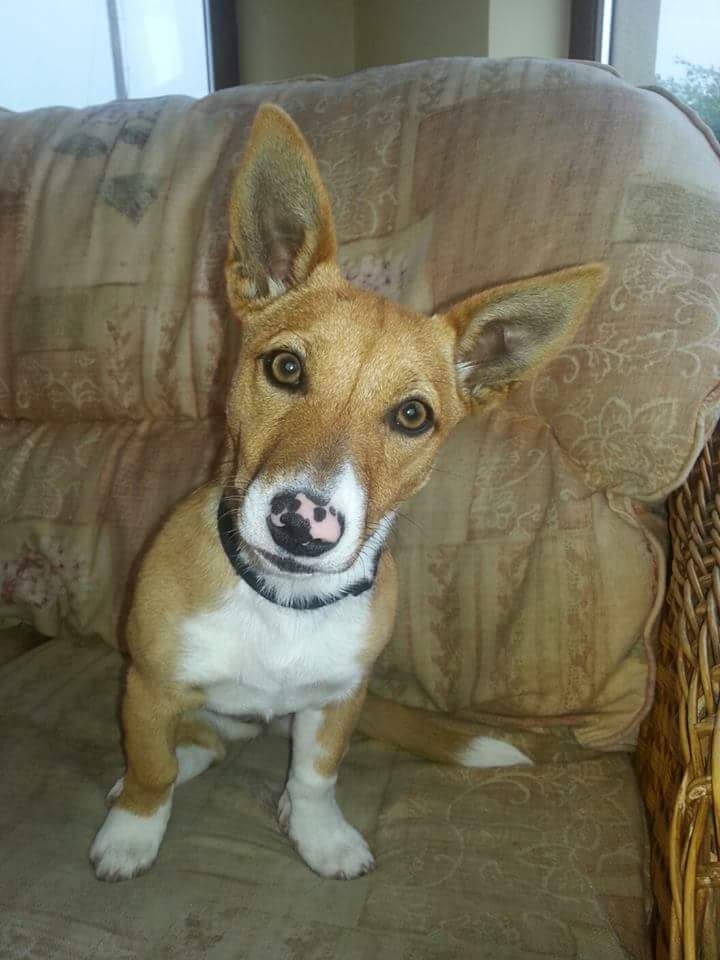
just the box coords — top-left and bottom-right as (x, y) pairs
(89, 103), (606, 882)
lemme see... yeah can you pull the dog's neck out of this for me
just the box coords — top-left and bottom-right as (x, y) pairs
(217, 493), (391, 610)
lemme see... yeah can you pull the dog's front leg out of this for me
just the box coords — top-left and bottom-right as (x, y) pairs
(279, 685), (374, 880)
(90, 666), (184, 882)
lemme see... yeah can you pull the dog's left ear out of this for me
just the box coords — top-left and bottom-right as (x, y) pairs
(443, 264), (608, 401)
(226, 103), (337, 308)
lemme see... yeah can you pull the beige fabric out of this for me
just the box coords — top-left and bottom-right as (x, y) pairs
(1, 58), (720, 747)
(0, 637), (649, 959)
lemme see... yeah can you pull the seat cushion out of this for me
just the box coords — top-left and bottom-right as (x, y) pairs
(0, 637), (649, 959)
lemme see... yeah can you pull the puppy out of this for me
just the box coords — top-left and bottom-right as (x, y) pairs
(90, 104), (605, 882)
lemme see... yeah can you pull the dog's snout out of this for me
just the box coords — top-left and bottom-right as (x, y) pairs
(267, 491), (344, 556)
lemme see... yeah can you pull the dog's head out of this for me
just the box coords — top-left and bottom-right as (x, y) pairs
(224, 104), (606, 576)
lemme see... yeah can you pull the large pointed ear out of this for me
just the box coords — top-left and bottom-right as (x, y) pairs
(444, 264), (608, 401)
(226, 103), (337, 308)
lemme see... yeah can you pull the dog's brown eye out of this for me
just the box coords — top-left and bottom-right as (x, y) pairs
(267, 351), (303, 388)
(392, 399), (433, 435)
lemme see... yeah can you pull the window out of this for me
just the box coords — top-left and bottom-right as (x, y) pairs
(0, 0), (235, 112)
(654, 0), (720, 140)
(573, 0), (720, 140)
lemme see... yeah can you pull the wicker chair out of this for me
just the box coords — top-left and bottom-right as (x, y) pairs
(637, 431), (720, 959)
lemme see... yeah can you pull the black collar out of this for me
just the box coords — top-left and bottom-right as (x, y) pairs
(217, 494), (379, 611)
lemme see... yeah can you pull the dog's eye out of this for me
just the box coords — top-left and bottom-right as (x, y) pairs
(391, 399), (433, 435)
(266, 351), (303, 388)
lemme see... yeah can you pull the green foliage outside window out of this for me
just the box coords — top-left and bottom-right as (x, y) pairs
(657, 60), (720, 141)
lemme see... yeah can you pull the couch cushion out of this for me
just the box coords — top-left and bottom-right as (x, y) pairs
(2, 57), (720, 748)
(0, 637), (649, 959)
(0, 419), (224, 642)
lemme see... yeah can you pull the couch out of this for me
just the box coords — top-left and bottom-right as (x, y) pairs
(1, 57), (719, 959)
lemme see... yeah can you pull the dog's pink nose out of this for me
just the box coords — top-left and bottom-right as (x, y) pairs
(268, 491), (344, 556)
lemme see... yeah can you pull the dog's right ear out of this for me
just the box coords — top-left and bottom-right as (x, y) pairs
(226, 104), (337, 310)
(443, 263), (608, 403)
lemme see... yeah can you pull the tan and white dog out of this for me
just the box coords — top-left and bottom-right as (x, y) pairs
(90, 104), (606, 883)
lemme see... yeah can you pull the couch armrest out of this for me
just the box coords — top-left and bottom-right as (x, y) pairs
(636, 434), (720, 960)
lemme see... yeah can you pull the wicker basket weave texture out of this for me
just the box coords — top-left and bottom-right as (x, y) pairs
(637, 436), (720, 960)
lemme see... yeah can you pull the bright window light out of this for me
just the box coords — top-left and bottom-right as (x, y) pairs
(0, 0), (210, 112)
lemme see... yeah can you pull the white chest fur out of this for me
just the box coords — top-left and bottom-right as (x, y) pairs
(177, 580), (372, 718)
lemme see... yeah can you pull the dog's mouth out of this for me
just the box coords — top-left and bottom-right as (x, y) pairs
(222, 487), (395, 586)
(225, 510), (358, 578)
(249, 539), (364, 577)
(224, 468), (395, 580)
(254, 546), (324, 575)
(234, 524), (367, 580)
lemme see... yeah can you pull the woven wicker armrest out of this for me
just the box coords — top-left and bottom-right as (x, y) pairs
(637, 436), (720, 959)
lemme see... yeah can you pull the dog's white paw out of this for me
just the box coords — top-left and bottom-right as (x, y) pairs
(287, 804), (374, 879)
(90, 798), (171, 882)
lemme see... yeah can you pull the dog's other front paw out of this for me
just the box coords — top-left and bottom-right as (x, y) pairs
(288, 808), (375, 879)
(90, 798), (171, 882)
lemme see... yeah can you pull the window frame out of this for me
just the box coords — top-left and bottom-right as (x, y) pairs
(205, 0), (240, 91)
(569, 0), (613, 62)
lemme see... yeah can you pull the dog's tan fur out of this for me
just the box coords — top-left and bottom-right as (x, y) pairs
(90, 103), (607, 883)
(115, 488), (398, 818)
(358, 694), (494, 765)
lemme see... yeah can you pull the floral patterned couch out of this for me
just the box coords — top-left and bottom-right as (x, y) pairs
(1, 58), (720, 959)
